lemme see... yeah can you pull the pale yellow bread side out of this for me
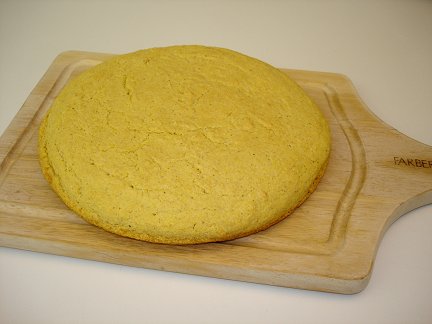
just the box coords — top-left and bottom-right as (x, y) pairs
(39, 45), (331, 244)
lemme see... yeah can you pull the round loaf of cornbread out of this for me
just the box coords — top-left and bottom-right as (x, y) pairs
(39, 45), (330, 244)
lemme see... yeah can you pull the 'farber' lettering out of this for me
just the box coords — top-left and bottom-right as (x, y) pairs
(394, 156), (432, 169)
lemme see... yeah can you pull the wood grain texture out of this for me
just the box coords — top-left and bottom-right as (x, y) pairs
(0, 51), (431, 294)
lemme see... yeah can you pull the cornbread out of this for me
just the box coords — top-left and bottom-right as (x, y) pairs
(39, 45), (331, 244)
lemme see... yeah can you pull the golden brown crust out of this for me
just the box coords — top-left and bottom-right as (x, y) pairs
(39, 45), (331, 245)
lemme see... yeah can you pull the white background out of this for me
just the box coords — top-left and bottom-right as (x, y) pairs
(1, 1), (431, 323)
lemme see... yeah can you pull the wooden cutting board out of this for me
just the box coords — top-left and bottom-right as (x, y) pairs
(1, 51), (431, 294)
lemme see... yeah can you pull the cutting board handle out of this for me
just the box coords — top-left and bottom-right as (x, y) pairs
(388, 136), (432, 217)
(355, 102), (432, 227)
(323, 72), (432, 236)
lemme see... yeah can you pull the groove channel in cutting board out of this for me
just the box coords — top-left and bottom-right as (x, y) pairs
(0, 51), (431, 294)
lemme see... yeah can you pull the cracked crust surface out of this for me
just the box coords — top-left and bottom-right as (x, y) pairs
(39, 45), (331, 244)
